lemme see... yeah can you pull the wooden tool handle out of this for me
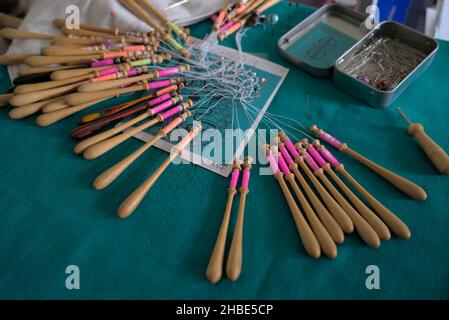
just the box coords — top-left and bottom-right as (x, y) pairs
(42, 99), (69, 113)
(0, 54), (33, 65)
(117, 156), (172, 219)
(14, 74), (91, 94)
(0, 93), (12, 107)
(343, 147), (427, 200)
(206, 190), (237, 284)
(136, 0), (168, 23)
(51, 66), (110, 81)
(325, 168), (388, 244)
(62, 27), (111, 38)
(316, 172), (355, 233)
(83, 117), (159, 160)
(65, 84), (144, 106)
(74, 112), (148, 154)
(291, 166), (344, 244)
(0, 13), (23, 28)
(78, 73), (152, 92)
(52, 36), (104, 46)
(18, 64), (83, 76)
(409, 124), (449, 175)
(276, 174), (321, 259)
(297, 159), (353, 233)
(339, 167), (411, 239)
(93, 134), (161, 190)
(42, 46), (102, 57)
(0, 28), (54, 40)
(53, 19), (120, 35)
(286, 175), (337, 258)
(25, 54), (100, 67)
(226, 189), (248, 281)
(8, 97), (62, 119)
(36, 98), (109, 127)
(9, 82), (83, 107)
(120, 0), (165, 35)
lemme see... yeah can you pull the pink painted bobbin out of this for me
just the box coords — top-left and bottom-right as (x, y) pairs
(319, 146), (341, 170)
(302, 150), (320, 172)
(91, 58), (114, 68)
(229, 166), (241, 190)
(283, 137), (300, 159)
(240, 157), (253, 190)
(307, 144), (327, 169)
(277, 153), (292, 175)
(279, 144), (294, 167)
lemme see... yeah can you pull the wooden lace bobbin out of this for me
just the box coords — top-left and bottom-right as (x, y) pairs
(313, 140), (390, 243)
(78, 65), (189, 93)
(213, 0), (234, 31)
(18, 65), (85, 77)
(65, 78), (181, 106)
(14, 74), (94, 95)
(0, 94), (13, 108)
(73, 85), (179, 154)
(294, 143), (354, 234)
(0, 54), (34, 65)
(41, 98), (72, 113)
(135, 0), (191, 43)
(117, 123), (202, 219)
(119, 0), (190, 58)
(8, 96), (63, 119)
(317, 144), (411, 240)
(9, 79), (89, 107)
(226, 157), (253, 281)
(36, 97), (112, 127)
(278, 133), (344, 244)
(302, 138), (377, 238)
(309, 125), (427, 201)
(51, 65), (127, 81)
(306, 141), (384, 247)
(278, 147), (337, 259)
(82, 98), (190, 160)
(93, 110), (191, 190)
(52, 19), (140, 37)
(206, 161), (242, 284)
(266, 145), (321, 259)
(397, 108), (449, 175)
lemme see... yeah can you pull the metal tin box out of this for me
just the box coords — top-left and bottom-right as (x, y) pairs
(278, 5), (439, 108)
(278, 4), (368, 77)
(334, 21), (439, 108)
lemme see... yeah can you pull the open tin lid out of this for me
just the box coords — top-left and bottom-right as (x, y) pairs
(278, 4), (370, 77)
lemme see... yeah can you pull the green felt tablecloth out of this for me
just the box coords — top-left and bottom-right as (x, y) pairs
(1, 3), (448, 300)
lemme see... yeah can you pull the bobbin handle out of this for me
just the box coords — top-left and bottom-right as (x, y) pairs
(83, 117), (159, 160)
(276, 174), (321, 259)
(78, 73), (153, 92)
(117, 125), (201, 219)
(0, 93), (12, 107)
(42, 46), (102, 57)
(206, 189), (237, 284)
(9, 97), (60, 119)
(290, 166), (344, 244)
(74, 112), (149, 154)
(343, 147), (427, 200)
(324, 168), (388, 244)
(339, 166), (411, 239)
(65, 84), (145, 105)
(53, 19), (119, 35)
(51, 66), (110, 81)
(36, 97), (110, 127)
(120, 0), (164, 34)
(14, 74), (91, 94)
(0, 54), (33, 65)
(408, 124), (449, 175)
(9, 82), (83, 107)
(25, 54), (100, 67)
(52, 36), (106, 46)
(0, 28), (54, 40)
(117, 156), (172, 219)
(226, 189), (248, 282)
(286, 175), (337, 258)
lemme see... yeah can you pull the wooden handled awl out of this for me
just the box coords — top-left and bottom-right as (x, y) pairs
(310, 125), (427, 201)
(398, 108), (449, 175)
(226, 157), (252, 281)
(266, 146), (321, 259)
(117, 124), (202, 219)
(206, 161), (242, 284)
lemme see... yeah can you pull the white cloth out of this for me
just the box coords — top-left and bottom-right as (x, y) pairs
(6, 0), (226, 80)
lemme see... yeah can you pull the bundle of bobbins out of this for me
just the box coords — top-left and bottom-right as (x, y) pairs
(263, 130), (413, 260)
(211, 0), (282, 41)
(0, 1), (205, 217)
